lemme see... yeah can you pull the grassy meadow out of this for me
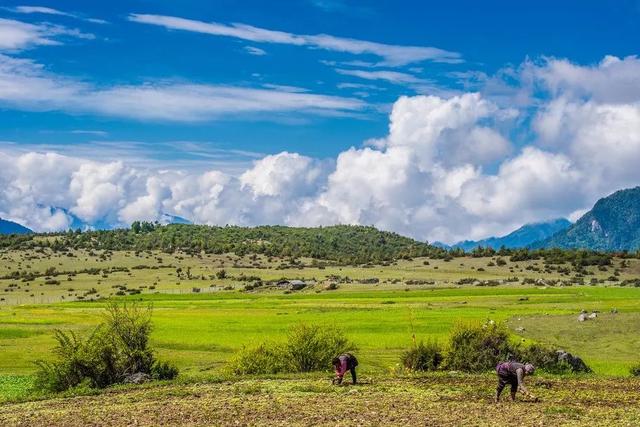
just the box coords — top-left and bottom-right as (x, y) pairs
(1, 247), (640, 424)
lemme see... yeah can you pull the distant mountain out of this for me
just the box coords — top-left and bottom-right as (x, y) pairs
(535, 187), (640, 251)
(431, 241), (452, 250)
(159, 213), (192, 225)
(453, 218), (572, 251)
(0, 218), (32, 235)
(41, 205), (192, 230)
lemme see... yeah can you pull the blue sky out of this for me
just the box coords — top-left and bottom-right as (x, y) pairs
(1, 1), (640, 242)
(2, 0), (639, 165)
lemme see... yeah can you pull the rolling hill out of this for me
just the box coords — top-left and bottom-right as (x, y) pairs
(0, 224), (445, 263)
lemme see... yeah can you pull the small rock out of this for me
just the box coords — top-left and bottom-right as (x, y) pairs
(516, 327), (526, 333)
(588, 312), (598, 319)
(578, 313), (587, 322)
(556, 350), (591, 373)
(123, 372), (151, 384)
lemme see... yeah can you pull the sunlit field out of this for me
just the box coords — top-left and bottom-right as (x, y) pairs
(2, 248), (640, 425)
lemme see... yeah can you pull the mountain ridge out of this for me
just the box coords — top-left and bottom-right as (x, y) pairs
(0, 218), (33, 235)
(534, 187), (640, 251)
(452, 218), (571, 251)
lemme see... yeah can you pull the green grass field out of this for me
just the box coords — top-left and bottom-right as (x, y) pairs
(1, 248), (640, 424)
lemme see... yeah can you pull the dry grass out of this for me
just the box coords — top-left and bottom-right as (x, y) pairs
(1, 375), (640, 426)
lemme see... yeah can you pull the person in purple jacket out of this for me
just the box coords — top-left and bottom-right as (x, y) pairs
(495, 361), (538, 403)
(332, 353), (358, 385)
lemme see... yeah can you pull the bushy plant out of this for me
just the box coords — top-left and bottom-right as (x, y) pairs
(401, 340), (444, 371)
(227, 323), (355, 375)
(630, 364), (640, 377)
(103, 303), (154, 376)
(445, 321), (513, 372)
(227, 343), (289, 375)
(285, 324), (354, 372)
(151, 360), (180, 380)
(34, 302), (172, 393)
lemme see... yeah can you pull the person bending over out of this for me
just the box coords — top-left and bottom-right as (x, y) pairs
(495, 361), (538, 403)
(332, 353), (358, 385)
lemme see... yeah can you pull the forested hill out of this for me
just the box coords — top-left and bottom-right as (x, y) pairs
(535, 187), (640, 251)
(0, 224), (445, 263)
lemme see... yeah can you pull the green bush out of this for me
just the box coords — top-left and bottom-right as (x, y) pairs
(445, 321), (513, 372)
(630, 364), (640, 377)
(286, 324), (354, 372)
(442, 324), (591, 374)
(151, 360), (179, 380)
(228, 343), (289, 375)
(401, 340), (443, 371)
(103, 303), (154, 375)
(34, 302), (170, 393)
(516, 344), (563, 373)
(228, 323), (355, 375)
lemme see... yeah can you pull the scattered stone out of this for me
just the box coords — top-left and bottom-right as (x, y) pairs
(588, 312), (598, 319)
(515, 327), (526, 333)
(578, 313), (587, 322)
(123, 372), (151, 384)
(556, 350), (591, 373)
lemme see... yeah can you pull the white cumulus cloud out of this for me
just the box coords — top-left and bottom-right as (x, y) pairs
(3, 55), (640, 245)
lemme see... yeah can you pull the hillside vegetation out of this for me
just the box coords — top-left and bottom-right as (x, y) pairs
(538, 187), (640, 251)
(0, 224), (445, 264)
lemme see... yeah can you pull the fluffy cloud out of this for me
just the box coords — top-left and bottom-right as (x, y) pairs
(240, 152), (324, 198)
(3, 55), (640, 244)
(534, 99), (640, 197)
(382, 93), (515, 168)
(532, 55), (640, 103)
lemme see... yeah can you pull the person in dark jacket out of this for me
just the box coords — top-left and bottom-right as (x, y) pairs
(495, 361), (538, 403)
(332, 353), (358, 385)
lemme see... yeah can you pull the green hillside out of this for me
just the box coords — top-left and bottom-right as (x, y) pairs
(0, 224), (445, 264)
(539, 187), (640, 251)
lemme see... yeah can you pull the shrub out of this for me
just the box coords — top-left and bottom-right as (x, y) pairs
(445, 321), (513, 372)
(228, 343), (288, 375)
(34, 302), (167, 393)
(401, 340), (444, 371)
(501, 344), (591, 374)
(630, 364), (640, 377)
(151, 360), (179, 380)
(227, 323), (355, 375)
(517, 344), (571, 374)
(285, 324), (354, 372)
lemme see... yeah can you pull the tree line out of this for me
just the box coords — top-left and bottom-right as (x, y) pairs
(0, 223), (635, 265)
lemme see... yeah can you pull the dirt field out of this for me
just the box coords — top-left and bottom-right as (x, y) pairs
(2, 375), (640, 426)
